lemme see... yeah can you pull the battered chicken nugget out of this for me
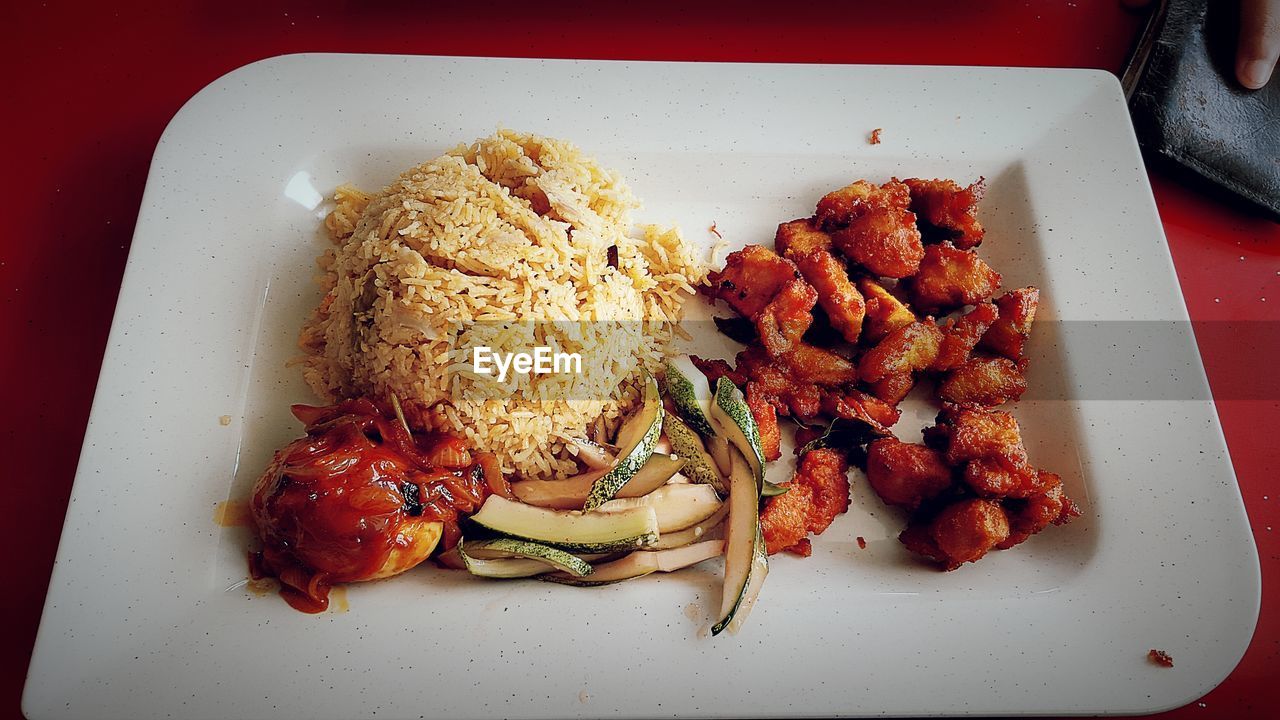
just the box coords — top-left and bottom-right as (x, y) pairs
(760, 480), (813, 555)
(937, 355), (1027, 407)
(869, 371), (915, 404)
(796, 448), (853, 535)
(936, 406), (1027, 467)
(979, 287), (1040, 361)
(793, 249), (865, 343)
(756, 278), (817, 357)
(908, 242), (1001, 313)
(746, 381), (782, 462)
(996, 476), (1080, 550)
(857, 278), (916, 343)
(759, 448), (851, 555)
(961, 456), (1037, 498)
(815, 179), (911, 227)
(781, 342), (861, 386)
(832, 207), (925, 278)
(776, 218), (833, 258)
(730, 346), (825, 421)
(932, 301), (999, 371)
(927, 498), (1010, 569)
(866, 438), (954, 511)
(706, 244), (800, 318)
(858, 319), (944, 384)
(819, 388), (901, 430)
(903, 177), (986, 249)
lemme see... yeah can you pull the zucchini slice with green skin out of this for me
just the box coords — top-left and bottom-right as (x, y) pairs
(663, 356), (718, 437)
(650, 503), (728, 550)
(583, 373), (664, 511)
(469, 495), (659, 553)
(596, 483), (723, 534)
(712, 447), (767, 636)
(709, 377), (765, 486)
(708, 376), (788, 497)
(511, 453), (686, 510)
(664, 415), (727, 494)
(568, 437), (617, 470)
(459, 553), (558, 579)
(461, 537), (593, 577)
(721, 528), (769, 635)
(542, 539), (725, 587)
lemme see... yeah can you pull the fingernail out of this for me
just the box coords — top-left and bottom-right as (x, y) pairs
(1240, 60), (1273, 90)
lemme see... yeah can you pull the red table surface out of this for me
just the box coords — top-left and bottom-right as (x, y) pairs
(4, 1), (1277, 718)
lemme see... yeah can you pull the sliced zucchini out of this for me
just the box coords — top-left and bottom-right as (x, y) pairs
(663, 355), (717, 437)
(720, 528), (769, 635)
(511, 453), (685, 510)
(650, 503), (728, 550)
(461, 537), (593, 577)
(583, 373), (664, 510)
(459, 554), (558, 579)
(712, 447), (766, 636)
(543, 540), (725, 587)
(469, 495), (658, 553)
(665, 414), (727, 494)
(596, 483), (723, 534)
(709, 377), (765, 487)
(568, 437), (617, 470)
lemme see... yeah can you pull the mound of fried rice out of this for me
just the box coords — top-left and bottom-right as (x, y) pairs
(299, 130), (705, 479)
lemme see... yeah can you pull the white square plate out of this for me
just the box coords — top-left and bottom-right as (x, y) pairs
(24, 55), (1259, 719)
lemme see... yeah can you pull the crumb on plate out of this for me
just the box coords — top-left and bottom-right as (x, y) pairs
(869, 128), (883, 145)
(218, 415), (232, 426)
(1148, 649), (1173, 667)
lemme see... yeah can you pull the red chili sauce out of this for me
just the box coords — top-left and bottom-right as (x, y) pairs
(249, 398), (510, 612)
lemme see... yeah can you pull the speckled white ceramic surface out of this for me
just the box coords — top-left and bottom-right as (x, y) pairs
(24, 55), (1259, 719)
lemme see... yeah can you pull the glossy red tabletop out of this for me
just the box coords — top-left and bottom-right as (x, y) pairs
(5, 2), (1277, 718)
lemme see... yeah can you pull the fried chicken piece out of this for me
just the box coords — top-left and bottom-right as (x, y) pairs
(932, 301), (999, 371)
(799, 448), (853, 534)
(820, 388), (901, 431)
(755, 278), (817, 357)
(928, 498), (1010, 569)
(759, 448), (851, 555)
(857, 278), (916, 343)
(908, 241), (1001, 313)
(731, 346), (825, 421)
(815, 180), (923, 278)
(961, 455), (1039, 498)
(903, 178), (986, 249)
(900, 498), (1010, 570)
(792, 249), (866, 343)
(745, 381), (782, 462)
(935, 406), (1027, 467)
(775, 218), (833, 258)
(760, 481), (813, 555)
(705, 244), (800, 318)
(996, 475), (1080, 549)
(858, 319), (944, 384)
(866, 438), (954, 511)
(868, 372), (915, 404)
(815, 179), (908, 227)
(937, 355), (1027, 406)
(832, 208), (925, 278)
(979, 287), (1040, 361)
(781, 342), (860, 386)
